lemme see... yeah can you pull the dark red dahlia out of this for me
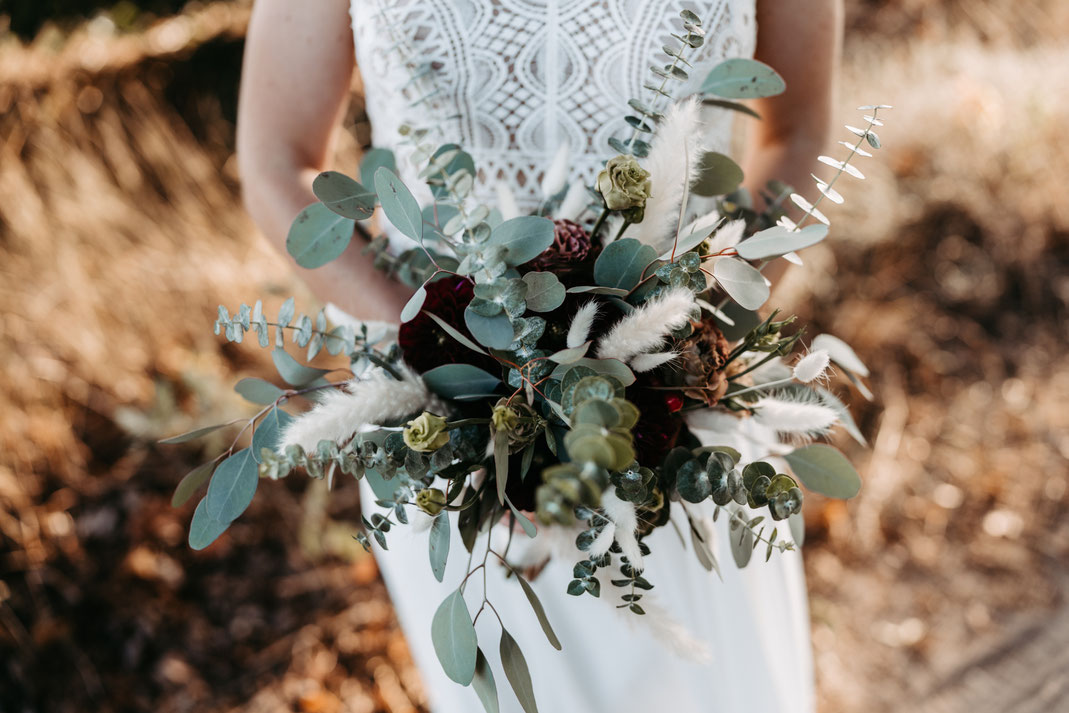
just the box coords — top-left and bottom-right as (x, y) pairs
(527, 219), (598, 275)
(628, 381), (684, 466)
(398, 277), (500, 374)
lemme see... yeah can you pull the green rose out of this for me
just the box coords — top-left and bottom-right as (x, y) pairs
(490, 398), (541, 453)
(403, 412), (451, 452)
(416, 487), (448, 516)
(596, 154), (652, 214)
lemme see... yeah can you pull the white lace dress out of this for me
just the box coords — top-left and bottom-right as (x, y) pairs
(348, 2), (816, 711)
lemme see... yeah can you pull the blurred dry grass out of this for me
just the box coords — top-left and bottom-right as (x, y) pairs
(0, 1), (1067, 712)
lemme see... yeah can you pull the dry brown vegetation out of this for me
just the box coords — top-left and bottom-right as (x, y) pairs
(1, 2), (1066, 712)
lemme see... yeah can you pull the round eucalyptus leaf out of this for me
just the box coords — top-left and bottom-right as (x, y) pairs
(311, 171), (375, 220)
(676, 459), (712, 502)
(593, 238), (658, 291)
(429, 144), (476, 200)
(729, 511), (755, 568)
(701, 58), (786, 99)
(286, 202), (355, 269)
(521, 272), (566, 312)
(692, 152), (744, 197)
(464, 308), (515, 350)
(713, 257), (770, 310)
(432, 590), (478, 685)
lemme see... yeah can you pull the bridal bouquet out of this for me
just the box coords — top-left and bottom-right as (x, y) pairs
(165, 9), (885, 711)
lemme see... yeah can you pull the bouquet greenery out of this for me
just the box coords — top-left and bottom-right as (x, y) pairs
(165, 9), (887, 711)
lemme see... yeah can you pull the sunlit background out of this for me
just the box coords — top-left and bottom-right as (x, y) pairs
(2, 1), (1067, 711)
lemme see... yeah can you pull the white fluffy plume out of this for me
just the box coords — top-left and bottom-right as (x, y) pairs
(541, 141), (571, 199)
(495, 180), (520, 221)
(596, 288), (696, 363)
(630, 351), (679, 372)
(601, 490), (643, 572)
(753, 391), (839, 438)
(632, 97), (704, 250)
(278, 365), (431, 453)
(792, 349), (831, 383)
(567, 301), (600, 349)
(555, 181), (591, 221)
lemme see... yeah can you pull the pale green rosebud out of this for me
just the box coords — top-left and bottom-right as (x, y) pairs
(596, 155), (652, 213)
(403, 412), (451, 452)
(416, 487), (448, 516)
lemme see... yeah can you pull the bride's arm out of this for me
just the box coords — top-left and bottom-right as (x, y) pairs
(742, 0), (843, 284)
(237, 0), (412, 321)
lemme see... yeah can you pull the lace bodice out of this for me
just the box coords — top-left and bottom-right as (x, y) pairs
(349, 0), (756, 213)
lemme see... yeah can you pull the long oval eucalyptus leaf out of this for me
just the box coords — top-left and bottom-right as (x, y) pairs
(172, 461), (215, 508)
(431, 590), (478, 685)
(516, 575), (562, 651)
(729, 510), (754, 568)
(359, 147), (396, 186)
(188, 497), (230, 550)
(422, 364), (501, 399)
(271, 348), (330, 387)
(312, 171), (375, 220)
(423, 311), (490, 356)
(701, 58), (786, 99)
(494, 430), (509, 505)
(251, 408), (294, 464)
(286, 202), (355, 269)
(691, 152), (744, 197)
(401, 285), (427, 323)
(374, 167), (423, 242)
(506, 496), (537, 539)
(784, 444), (862, 499)
(736, 224), (828, 260)
(234, 377), (284, 405)
(499, 629), (538, 713)
(428, 512), (450, 583)
(204, 448), (259, 523)
(713, 257), (770, 310)
(488, 216), (556, 266)
(159, 419), (240, 445)
(472, 649), (500, 713)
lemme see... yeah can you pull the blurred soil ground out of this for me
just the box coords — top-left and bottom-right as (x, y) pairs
(1, 2), (1067, 712)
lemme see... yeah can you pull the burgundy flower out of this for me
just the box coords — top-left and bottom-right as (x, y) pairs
(398, 277), (499, 374)
(628, 382), (683, 466)
(527, 219), (597, 276)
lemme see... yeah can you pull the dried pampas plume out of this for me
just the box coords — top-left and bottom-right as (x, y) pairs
(596, 288), (696, 364)
(567, 301), (600, 349)
(555, 181), (591, 221)
(278, 364), (432, 453)
(753, 390), (839, 439)
(495, 180), (520, 221)
(632, 97), (704, 251)
(541, 142), (571, 199)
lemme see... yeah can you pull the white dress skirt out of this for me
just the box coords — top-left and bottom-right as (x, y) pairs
(347, 1), (816, 710)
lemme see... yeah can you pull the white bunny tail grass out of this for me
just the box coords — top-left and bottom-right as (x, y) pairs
(633, 97), (704, 251)
(278, 364), (430, 453)
(621, 594), (713, 664)
(588, 521), (617, 559)
(601, 490), (644, 572)
(630, 351), (679, 373)
(792, 349), (831, 384)
(495, 180), (520, 220)
(596, 288), (696, 363)
(706, 219), (746, 254)
(541, 141), (571, 200)
(753, 390), (839, 439)
(556, 181), (591, 221)
(567, 301), (600, 348)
